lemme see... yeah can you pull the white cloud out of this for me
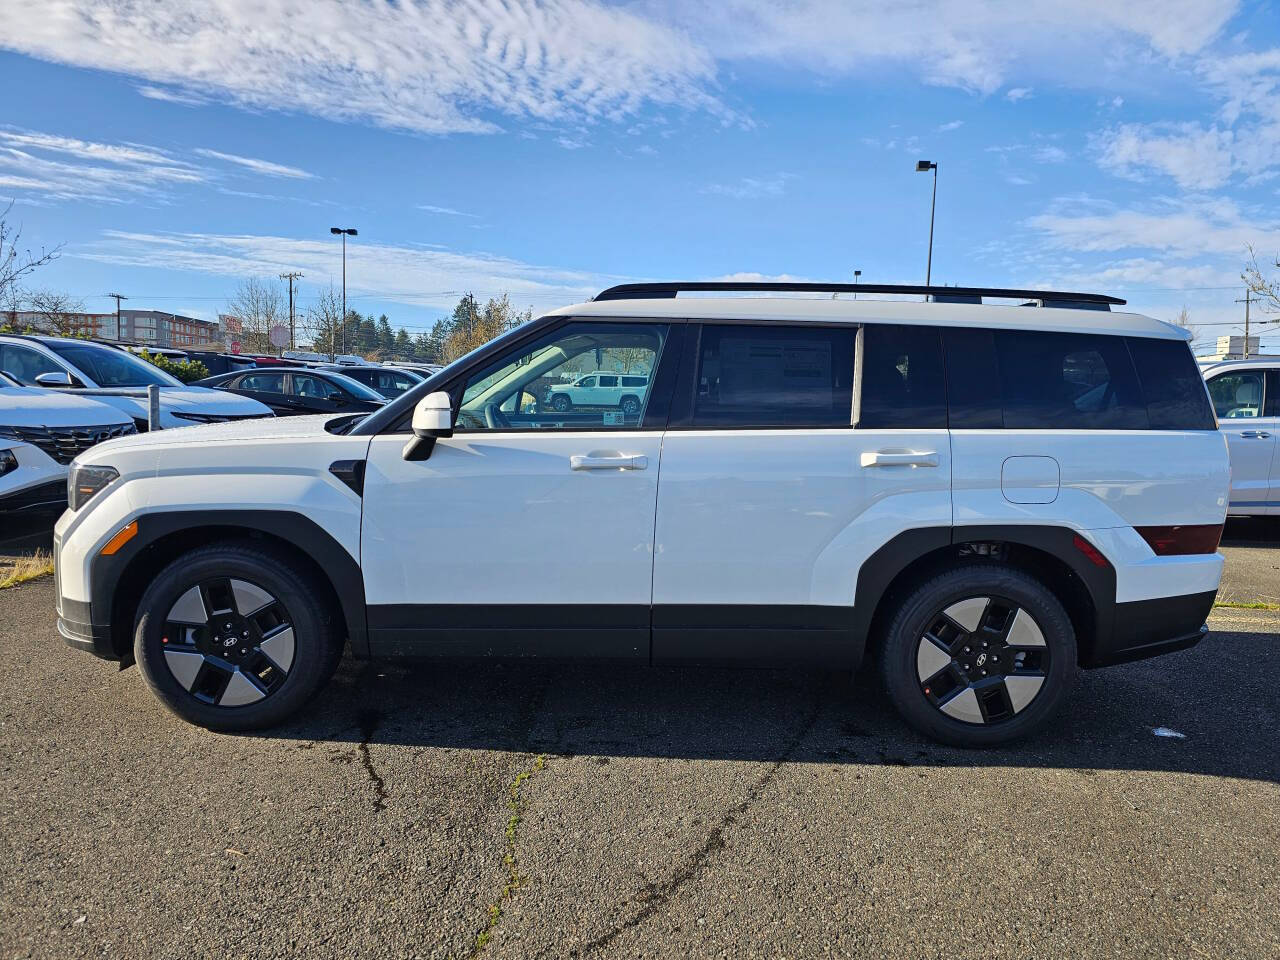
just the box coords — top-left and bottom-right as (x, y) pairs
(937, 120), (964, 132)
(1034, 145), (1068, 163)
(556, 136), (589, 150)
(704, 173), (794, 199)
(0, 0), (729, 136)
(1005, 87), (1033, 102)
(1096, 122), (1236, 189)
(78, 230), (613, 309)
(193, 148), (314, 180)
(136, 85), (207, 107)
(0, 129), (207, 202)
(418, 204), (478, 218)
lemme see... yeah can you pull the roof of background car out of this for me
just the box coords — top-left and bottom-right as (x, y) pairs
(1200, 356), (1280, 372)
(544, 296), (1186, 340)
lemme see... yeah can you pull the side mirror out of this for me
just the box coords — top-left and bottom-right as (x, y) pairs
(35, 371), (73, 388)
(403, 391), (453, 461)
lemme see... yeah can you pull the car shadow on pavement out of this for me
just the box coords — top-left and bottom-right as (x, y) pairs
(258, 626), (1280, 784)
(1221, 515), (1280, 548)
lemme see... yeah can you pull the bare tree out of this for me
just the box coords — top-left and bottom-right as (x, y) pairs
(1243, 244), (1280, 314)
(26, 289), (88, 336)
(303, 286), (344, 361)
(225, 277), (285, 354)
(0, 201), (62, 311)
(1170, 305), (1197, 342)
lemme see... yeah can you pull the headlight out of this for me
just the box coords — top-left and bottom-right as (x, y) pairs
(0, 448), (16, 478)
(68, 463), (119, 511)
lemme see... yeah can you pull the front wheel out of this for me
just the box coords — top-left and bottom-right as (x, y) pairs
(878, 565), (1076, 747)
(550, 394), (571, 412)
(134, 542), (343, 731)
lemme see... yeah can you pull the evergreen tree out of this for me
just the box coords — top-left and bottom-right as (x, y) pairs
(377, 314), (395, 354)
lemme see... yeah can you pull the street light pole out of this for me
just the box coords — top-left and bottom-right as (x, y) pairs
(330, 227), (358, 356)
(915, 160), (938, 291)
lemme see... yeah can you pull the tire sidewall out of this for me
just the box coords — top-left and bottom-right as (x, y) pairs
(881, 566), (1076, 748)
(134, 546), (338, 731)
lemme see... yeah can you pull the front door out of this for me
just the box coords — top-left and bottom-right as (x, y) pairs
(1207, 368), (1278, 513)
(361, 320), (680, 657)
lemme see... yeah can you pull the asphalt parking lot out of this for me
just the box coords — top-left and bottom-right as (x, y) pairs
(1, 520), (1278, 959)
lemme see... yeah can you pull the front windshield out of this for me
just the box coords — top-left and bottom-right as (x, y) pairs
(326, 372), (388, 402)
(44, 342), (180, 387)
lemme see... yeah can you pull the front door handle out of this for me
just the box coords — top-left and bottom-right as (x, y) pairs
(1240, 430), (1272, 438)
(860, 450), (939, 468)
(570, 453), (648, 471)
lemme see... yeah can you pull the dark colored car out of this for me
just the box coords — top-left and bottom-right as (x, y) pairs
(315, 364), (423, 399)
(184, 352), (258, 377)
(193, 367), (386, 416)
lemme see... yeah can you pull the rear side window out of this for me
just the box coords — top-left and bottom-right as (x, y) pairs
(1269, 371), (1280, 417)
(856, 324), (946, 428)
(943, 328), (1003, 429)
(994, 330), (1148, 429)
(691, 324), (855, 428)
(1127, 338), (1216, 429)
(237, 372), (285, 393)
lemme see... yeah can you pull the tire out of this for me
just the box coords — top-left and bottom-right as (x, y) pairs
(878, 564), (1076, 748)
(133, 541), (344, 731)
(619, 395), (640, 416)
(551, 394), (571, 412)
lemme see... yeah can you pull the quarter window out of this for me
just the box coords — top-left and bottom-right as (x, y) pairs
(994, 330), (1147, 429)
(691, 324), (855, 428)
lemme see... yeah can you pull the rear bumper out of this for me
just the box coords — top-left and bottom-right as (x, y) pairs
(1084, 589), (1216, 668)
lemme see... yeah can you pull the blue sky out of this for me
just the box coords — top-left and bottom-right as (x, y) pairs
(1, 0), (1278, 352)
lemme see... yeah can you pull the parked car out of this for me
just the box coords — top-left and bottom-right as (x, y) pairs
(192, 367), (386, 415)
(546, 370), (650, 414)
(0, 370), (136, 512)
(1202, 357), (1279, 515)
(387, 361), (444, 376)
(54, 281), (1227, 748)
(0, 335), (273, 430)
(183, 351), (258, 377)
(316, 364), (423, 399)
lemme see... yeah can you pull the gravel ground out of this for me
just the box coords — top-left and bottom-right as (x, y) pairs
(1, 577), (1277, 960)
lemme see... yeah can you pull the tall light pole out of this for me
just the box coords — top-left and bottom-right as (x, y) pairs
(330, 227), (357, 354)
(915, 160), (938, 291)
(853, 269), (861, 300)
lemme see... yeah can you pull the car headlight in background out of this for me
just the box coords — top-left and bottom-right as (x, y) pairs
(0, 449), (16, 478)
(68, 463), (119, 511)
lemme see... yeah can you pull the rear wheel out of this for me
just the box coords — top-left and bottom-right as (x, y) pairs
(134, 542), (343, 731)
(878, 565), (1075, 747)
(619, 395), (641, 416)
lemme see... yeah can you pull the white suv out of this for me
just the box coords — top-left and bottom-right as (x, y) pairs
(0, 335), (273, 429)
(53, 282), (1229, 747)
(1201, 358), (1278, 515)
(546, 371), (651, 416)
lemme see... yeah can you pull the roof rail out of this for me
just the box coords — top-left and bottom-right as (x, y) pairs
(592, 282), (1125, 308)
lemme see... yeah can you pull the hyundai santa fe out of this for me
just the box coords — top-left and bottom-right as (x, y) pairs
(53, 282), (1229, 747)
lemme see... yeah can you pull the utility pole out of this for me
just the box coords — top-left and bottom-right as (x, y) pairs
(1236, 288), (1256, 359)
(280, 271), (303, 351)
(107, 292), (127, 341)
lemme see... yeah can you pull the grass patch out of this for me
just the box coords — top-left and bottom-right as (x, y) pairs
(1214, 600), (1280, 611)
(0, 551), (53, 589)
(472, 754), (547, 955)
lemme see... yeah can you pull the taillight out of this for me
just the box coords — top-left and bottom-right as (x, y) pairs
(1134, 524), (1224, 556)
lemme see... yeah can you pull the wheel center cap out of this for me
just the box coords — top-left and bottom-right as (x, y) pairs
(975, 652), (988, 667)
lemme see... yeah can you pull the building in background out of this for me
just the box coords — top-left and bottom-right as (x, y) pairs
(116, 310), (221, 348)
(1, 310), (115, 337)
(1197, 335), (1277, 362)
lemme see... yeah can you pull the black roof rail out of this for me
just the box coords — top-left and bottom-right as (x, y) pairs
(592, 282), (1125, 308)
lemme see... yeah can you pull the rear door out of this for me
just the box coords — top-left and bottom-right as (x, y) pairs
(1206, 367), (1277, 514)
(650, 321), (951, 664)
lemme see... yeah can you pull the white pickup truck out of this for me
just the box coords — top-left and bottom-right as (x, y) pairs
(545, 371), (650, 414)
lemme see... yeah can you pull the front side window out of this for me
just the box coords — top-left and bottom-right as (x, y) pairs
(457, 322), (668, 430)
(0, 344), (64, 385)
(1207, 372), (1264, 419)
(691, 324), (855, 428)
(292, 374), (343, 400)
(43, 341), (179, 387)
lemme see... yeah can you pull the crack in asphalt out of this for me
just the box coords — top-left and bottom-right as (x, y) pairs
(356, 707), (388, 814)
(572, 695), (824, 957)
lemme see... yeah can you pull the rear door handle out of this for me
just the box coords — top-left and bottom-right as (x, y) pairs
(570, 454), (648, 471)
(1240, 430), (1272, 438)
(860, 450), (939, 468)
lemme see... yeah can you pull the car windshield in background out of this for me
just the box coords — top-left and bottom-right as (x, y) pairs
(325, 372), (387, 402)
(44, 341), (180, 387)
